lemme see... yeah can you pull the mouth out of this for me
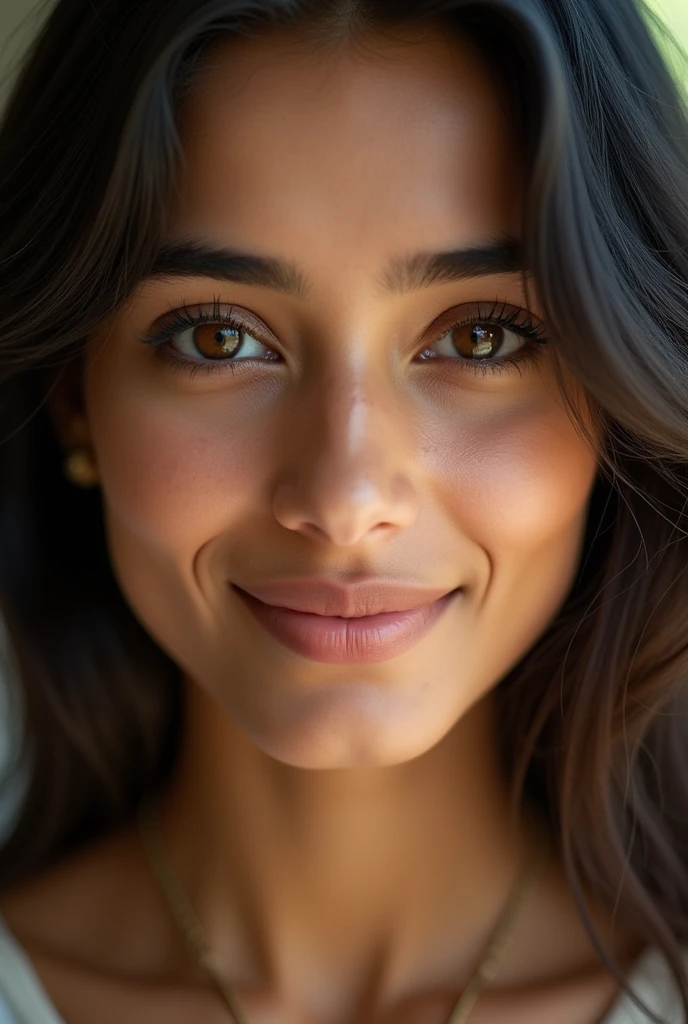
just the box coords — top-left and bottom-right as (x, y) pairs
(232, 585), (463, 664)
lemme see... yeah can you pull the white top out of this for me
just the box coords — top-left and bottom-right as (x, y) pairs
(0, 911), (685, 1022)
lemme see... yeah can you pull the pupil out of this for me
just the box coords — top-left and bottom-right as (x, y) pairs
(214, 327), (240, 355)
(469, 324), (497, 359)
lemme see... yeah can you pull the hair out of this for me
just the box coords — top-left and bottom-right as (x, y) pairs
(0, 0), (687, 1018)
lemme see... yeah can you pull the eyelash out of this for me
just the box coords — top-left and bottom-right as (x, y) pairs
(139, 298), (548, 381)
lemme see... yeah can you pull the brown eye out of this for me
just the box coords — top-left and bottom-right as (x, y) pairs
(426, 319), (526, 363)
(168, 318), (274, 362)
(189, 324), (243, 360)
(451, 323), (505, 360)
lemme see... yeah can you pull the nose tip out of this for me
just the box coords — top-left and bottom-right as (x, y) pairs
(273, 472), (418, 547)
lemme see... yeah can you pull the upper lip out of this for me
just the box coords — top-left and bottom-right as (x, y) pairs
(233, 577), (458, 618)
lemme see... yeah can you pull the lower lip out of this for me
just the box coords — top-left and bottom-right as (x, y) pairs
(232, 586), (461, 664)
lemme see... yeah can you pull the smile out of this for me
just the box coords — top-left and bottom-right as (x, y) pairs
(232, 585), (462, 664)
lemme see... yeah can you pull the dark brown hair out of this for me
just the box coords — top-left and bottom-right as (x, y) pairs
(0, 1), (687, 1020)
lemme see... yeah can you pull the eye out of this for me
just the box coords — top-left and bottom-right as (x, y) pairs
(139, 298), (547, 382)
(417, 301), (547, 376)
(170, 318), (275, 362)
(430, 321), (519, 360)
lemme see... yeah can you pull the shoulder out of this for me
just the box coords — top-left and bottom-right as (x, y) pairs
(0, 999), (19, 1024)
(0, 913), (59, 1024)
(0, 822), (155, 1024)
(0, 821), (192, 991)
(602, 943), (688, 1024)
(0, 996), (19, 1024)
(0, 820), (159, 969)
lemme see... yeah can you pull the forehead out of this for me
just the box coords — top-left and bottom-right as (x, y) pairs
(171, 25), (524, 274)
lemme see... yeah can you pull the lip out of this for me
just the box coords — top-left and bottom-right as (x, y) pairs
(233, 577), (456, 618)
(232, 584), (462, 664)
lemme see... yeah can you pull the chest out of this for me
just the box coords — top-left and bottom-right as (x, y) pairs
(11, 948), (626, 1024)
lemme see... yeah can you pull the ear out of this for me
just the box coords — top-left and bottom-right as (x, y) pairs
(44, 353), (93, 453)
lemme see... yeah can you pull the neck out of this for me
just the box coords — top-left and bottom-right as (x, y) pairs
(155, 679), (547, 1005)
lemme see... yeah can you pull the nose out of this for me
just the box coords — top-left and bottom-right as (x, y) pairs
(272, 367), (420, 547)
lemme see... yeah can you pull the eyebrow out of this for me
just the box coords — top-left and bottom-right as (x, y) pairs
(148, 235), (525, 300)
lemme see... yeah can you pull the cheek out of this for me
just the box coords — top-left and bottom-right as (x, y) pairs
(432, 401), (598, 680)
(85, 382), (263, 553)
(82, 367), (271, 658)
(443, 408), (597, 545)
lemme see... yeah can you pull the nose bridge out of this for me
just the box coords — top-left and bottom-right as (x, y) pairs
(272, 352), (419, 545)
(302, 357), (400, 490)
(323, 362), (385, 460)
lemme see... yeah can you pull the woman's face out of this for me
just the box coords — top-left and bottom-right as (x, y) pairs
(78, 25), (598, 767)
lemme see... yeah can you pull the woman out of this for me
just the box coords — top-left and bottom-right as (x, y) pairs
(0, 0), (686, 1021)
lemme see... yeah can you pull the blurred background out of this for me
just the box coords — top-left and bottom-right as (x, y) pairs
(0, 0), (686, 832)
(655, 0), (688, 47)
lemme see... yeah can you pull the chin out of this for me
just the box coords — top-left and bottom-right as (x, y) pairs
(236, 686), (454, 769)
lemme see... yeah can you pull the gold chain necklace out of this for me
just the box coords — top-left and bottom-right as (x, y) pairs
(137, 798), (550, 1024)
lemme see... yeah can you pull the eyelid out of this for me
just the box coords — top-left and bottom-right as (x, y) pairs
(140, 297), (544, 346)
(140, 299), (276, 347)
(139, 296), (549, 383)
(426, 298), (545, 342)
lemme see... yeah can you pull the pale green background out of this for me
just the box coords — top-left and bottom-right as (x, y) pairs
(646, 0), (688, 95)
(650, 0), (688, 44)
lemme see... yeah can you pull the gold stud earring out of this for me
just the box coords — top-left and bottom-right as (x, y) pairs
(64, 447), (100, 489)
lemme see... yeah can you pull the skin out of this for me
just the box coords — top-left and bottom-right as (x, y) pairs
(1, 22), (647, 1024)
